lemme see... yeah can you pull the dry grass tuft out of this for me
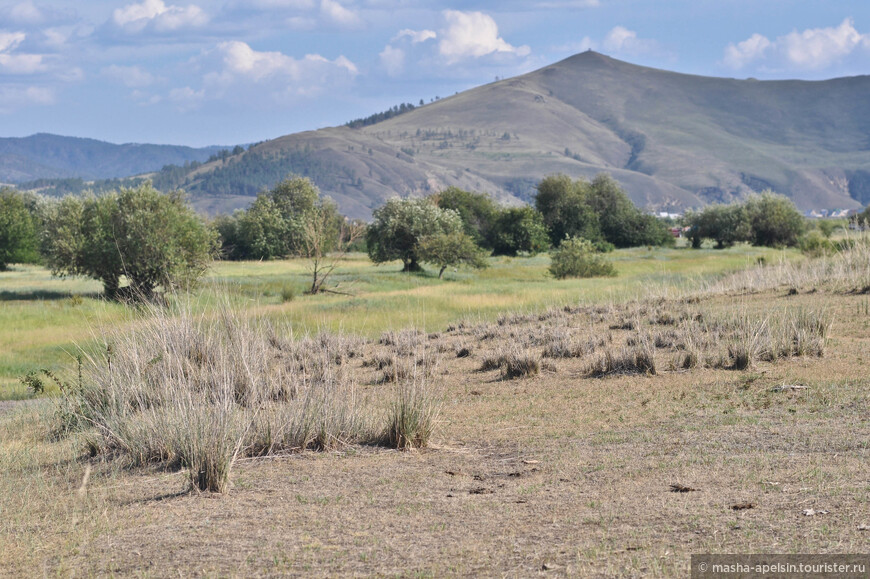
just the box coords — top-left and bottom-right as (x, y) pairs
(500, 350), (541, 380)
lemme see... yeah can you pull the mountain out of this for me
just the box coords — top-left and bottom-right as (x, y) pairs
(17, 52), (870, 218)
(0, 133), (225, 183)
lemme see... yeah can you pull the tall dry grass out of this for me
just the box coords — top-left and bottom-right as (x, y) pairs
(54, 297), (440, 492)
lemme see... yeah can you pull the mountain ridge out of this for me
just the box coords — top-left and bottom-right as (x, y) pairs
(11, 52), (870, 218)
(0, 133), (226, 182)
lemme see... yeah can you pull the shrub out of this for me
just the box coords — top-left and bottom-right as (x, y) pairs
(799, 230), (835, 257)
(549, 237), (617, 279)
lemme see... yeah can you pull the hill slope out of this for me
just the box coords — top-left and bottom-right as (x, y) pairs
(0, 134), (225, 182)
(19, 53), (870, 218)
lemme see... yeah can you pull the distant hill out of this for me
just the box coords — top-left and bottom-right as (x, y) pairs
(0, 133), (225, 182)
(16, 52), (870, 218)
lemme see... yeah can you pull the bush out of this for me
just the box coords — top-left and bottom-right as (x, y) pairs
(549, 237), (617, 279)
(799, 230), (835, 257)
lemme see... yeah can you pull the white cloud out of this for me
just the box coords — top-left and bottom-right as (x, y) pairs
(320, 0), (361, 28)
(7, 2), (43, 25)
(0, 31), (45, 74)
(168, 86), (204, 111)
(555, 36), (596, 53)
(0, 31), (26, 54)
(723, 33), (771, 69)
(438, 10), (530, 63)
(196, 41), (358, 103)
(245, 0), (315, 8)
(724, 18), (869, 71)
(103, 64), (157, 87)
(602, 26), (660, 56)
(534, 0), (599, 7)
(113, 0), (208, 34)
(394, 29), (436, 44)
(380, 44), (404, 76)
(0, 85), (54, 113)
(781, 18), (864, 69)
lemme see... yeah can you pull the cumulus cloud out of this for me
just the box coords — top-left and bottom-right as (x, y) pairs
(190, 41), (358, 104)
(379, 44), (404, 76)
(602, 26), (660, 56)
(0, 31), (46, 74)
(781, 18), (865, 69)
(6, 2), (43, 25)
(394, 29), (436, 44)
(103, 64), (157, 87)
(168, 86), (204, 111)
(438, 10), (530, 63)
(722, 33), (770, 69)
(319, 0), (361, 28)
(112, 0), (208, 34)
(0, 85), (54, 113)
(724, 18), (869, 71)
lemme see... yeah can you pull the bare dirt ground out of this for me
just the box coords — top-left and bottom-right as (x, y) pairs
(2, 288), (868, 577)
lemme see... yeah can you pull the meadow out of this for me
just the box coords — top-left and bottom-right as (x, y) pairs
(0, 243), (790, 400)
(1, 242), (868, 577)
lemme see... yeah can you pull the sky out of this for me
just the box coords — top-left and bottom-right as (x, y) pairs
(1, 0), (870, 147)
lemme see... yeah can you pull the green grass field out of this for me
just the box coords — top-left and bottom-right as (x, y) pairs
(0, 244), (797, 400)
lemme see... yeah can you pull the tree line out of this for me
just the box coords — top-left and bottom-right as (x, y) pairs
(0, 174), (813, 300)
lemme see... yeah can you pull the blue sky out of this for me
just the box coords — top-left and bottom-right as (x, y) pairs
(1, 0), (869, 147)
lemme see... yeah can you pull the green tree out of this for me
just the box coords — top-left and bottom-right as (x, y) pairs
(743, 192), (806, 248)
(489, 206), (551, 256)
(0, 188), (40, 270)
(586, 174), (673, 248)
(417, 231), (490, 278)
(41, 183), (217, 299)
(549, 237), (617, 279)
(434, 187), (500, 249)
(534, 174), (600, 246)
(235, 176), (324, 260)
(366, 198), (463, 271)
(684, 203), (751, 249)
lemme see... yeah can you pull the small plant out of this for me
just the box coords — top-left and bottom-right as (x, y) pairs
(549, 237), (617, 279)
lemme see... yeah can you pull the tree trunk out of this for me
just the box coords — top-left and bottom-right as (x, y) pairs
(401, 259), (423, 273)
(438, 266), (446, 279)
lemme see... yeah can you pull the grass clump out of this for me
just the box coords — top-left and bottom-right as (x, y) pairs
(587, 335), (657, 377)
(501, 350), (541, 380)
(384, 376), (440, 450)
(52, 297), (382, 493)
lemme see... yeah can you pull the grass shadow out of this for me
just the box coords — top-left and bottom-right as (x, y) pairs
(0, 290), (103, 302)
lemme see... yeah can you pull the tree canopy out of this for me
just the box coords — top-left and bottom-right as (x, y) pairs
(534, 174), (672, 248)
(366, 197), (465, 272)
(41, 183), (217, 299)
(0, 188), (41, 271)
